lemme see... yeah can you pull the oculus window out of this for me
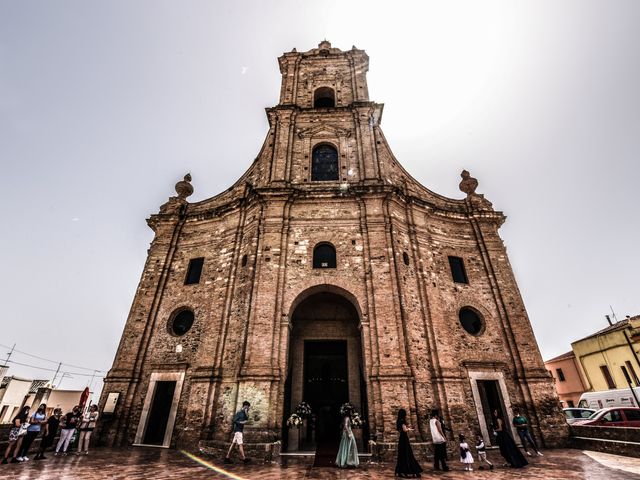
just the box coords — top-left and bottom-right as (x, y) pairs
(170, 309), (195, 336)
(458, 307), (483, 336)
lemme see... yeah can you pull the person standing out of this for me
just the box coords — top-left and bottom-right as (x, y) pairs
(335, 411), (359, 468)
(2, 406), (30, 464)
(224, 401), (251, 464)
(35, 408), (62, 460)
(77, 404), (99, 455)
(17, 403), (47, 461)
(394, 408), (423, 478)
(429, 409), (449, 472)
(55, 405), (81, 455)
(512, 409), (542, 456)
(492, 409), (528, 468)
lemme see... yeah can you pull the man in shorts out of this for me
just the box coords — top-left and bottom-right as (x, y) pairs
(224, 401), (251, 464)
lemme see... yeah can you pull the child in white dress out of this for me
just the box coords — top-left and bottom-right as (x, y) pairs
(459, 434), (474, 471)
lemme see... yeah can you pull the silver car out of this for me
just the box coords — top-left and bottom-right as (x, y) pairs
(563, 407), (596, 424)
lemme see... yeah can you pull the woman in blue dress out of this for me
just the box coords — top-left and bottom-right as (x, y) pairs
(335, 412), (359, 468)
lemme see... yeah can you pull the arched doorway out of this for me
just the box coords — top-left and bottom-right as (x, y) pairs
(283, 289), (369, 454)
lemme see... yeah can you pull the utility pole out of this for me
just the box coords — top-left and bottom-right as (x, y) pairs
(51, 362), (62, 387)
(87, 370), (98, 390)
(3, 343), (16, 366)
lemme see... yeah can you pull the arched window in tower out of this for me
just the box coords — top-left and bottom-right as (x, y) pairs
(313, 243), (337, 269)
(311, 144), (339, 181)
(314, 87), (335, 108)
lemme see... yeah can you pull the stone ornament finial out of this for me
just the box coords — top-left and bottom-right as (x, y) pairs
(175, 173), (194, 199)
(459, 169), (493, 211)
(318, 40), (331, 50)
(459, 170), (478, 195)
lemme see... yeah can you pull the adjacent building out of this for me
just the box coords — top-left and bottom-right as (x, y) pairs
(0, 368), (88, 422)
(571, 316), (640, 393)
(0, 376), (48, 423)
(98, 41), (567, 452)
(544, 351), (587, 407)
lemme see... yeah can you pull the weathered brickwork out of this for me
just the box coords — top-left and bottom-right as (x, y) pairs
(98, 41), (568, 451)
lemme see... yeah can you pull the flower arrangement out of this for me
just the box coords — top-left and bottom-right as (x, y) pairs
(295, 402), (312, 418)
(351, 411), (365, 428)
(339, 403), (365, 428)
(286, 413), (303, 428)
(339, 402), (355, 417)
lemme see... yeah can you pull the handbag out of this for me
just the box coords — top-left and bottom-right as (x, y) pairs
(17, 422), (30, 437)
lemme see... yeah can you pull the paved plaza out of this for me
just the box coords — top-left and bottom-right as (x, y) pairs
(1, 447), (639, 480)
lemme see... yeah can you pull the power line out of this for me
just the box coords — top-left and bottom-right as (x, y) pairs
(0, 342), (105, 373)
(5, 359), (105, 378)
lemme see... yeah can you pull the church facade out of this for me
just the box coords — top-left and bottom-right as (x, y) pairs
(98, 41), (567, 452)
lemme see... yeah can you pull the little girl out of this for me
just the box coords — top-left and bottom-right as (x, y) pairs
(459, 434), (474, 471)
(475, 433), (494, 470)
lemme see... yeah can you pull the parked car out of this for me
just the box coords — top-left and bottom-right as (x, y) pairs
(578, 387), (640, 409)
(572, 407), (640, 427)
(563, 408), (596, 424)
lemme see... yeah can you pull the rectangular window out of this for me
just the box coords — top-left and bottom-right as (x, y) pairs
(556, 368), (566, 382)
(567, 400), (575, 408)
(448, 256), (468, 284)
(621, 366), (633, 385)
(185, 257), (204, 285)
(626, 361), (640, 386)
(600, 365), (617, 389)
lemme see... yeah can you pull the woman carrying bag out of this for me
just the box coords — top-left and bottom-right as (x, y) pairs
(2, 406), (30, 464)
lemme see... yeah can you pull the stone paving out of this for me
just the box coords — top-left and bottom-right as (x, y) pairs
(1, 447), (639, 479)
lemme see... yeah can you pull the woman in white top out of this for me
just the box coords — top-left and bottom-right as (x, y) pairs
(77, 405), (99, 455)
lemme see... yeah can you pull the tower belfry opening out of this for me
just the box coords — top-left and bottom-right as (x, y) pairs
(314, 87), (335, 108)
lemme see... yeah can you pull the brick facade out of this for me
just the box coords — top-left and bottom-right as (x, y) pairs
(97, 41), (568, 451)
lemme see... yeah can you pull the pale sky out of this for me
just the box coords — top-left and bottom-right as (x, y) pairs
(1, 1), (639, 396)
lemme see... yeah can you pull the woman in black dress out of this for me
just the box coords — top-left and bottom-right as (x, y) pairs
(35, 408), (62, 460)
(492, 409), (528, 468)
(395, 409), (423, 478)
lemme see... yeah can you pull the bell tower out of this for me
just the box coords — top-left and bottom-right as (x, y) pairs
(265, 41), (384, 186)
(277, 40), (370, 107)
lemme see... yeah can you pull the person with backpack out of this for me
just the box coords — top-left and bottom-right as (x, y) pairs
(224, 401), (251, 464)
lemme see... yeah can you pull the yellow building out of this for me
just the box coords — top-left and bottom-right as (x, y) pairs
(571, 315), (640, 392)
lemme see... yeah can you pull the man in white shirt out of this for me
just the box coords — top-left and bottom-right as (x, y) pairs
(429, 409), (449, 471)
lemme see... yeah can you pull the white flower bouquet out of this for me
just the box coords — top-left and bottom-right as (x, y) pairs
(339, 402), (355, 417)
(295, 402), (312, 418)
(351, 411), (365, 428)
(286, 413), (303, 428)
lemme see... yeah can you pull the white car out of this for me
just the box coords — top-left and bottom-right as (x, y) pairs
(563, 407), (596, 424)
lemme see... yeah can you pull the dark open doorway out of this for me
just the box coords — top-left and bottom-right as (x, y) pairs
(143, 381), (176, 445)
(477, 379), (507, 445)
(304, 340), (349, 449)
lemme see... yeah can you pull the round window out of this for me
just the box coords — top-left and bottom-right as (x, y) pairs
(458, 307), (483, 335)
(171, 309), (194, 336)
